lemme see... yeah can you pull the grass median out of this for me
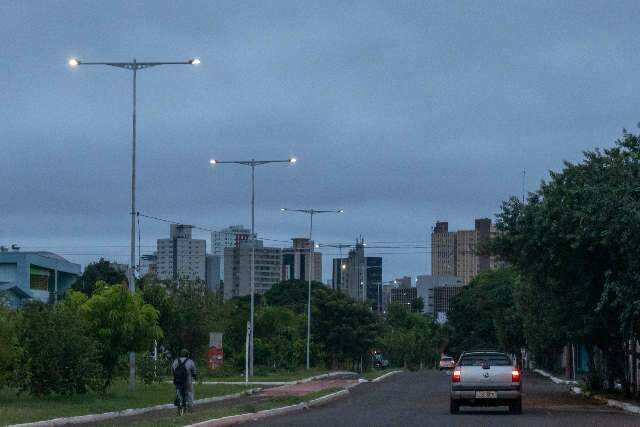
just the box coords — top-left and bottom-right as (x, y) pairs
(122, 387), (344, 427)
(0, 382), (250, 426)
(203, 367), (330, 383)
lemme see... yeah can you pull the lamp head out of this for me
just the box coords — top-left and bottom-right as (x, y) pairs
(209, 159), (217, 165)
(189, 58), (201, 65)
(289, 157), (297, 164)
(68, 58), (80, 67)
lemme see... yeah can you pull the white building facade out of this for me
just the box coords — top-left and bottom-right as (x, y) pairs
(157, 224), (207, 283)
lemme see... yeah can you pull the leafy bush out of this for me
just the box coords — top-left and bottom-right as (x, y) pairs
(0, 303), (18, 389)
(14, 298), (102, 396)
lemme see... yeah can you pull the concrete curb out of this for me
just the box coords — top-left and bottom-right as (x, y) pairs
(592, 395), (640, 415)
(7, 388), (261, 427)
(537, 371), (640, 416)
(186, 402), (308, 427)
(533, 368), (578, 385)
(308, 389), (350, 407)
(371, 370), (402, 383)
(185, 389), (352, 427)
(200, 371), (357, 386)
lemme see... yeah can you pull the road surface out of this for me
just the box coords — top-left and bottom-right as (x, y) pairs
(248, 370), (639, 426)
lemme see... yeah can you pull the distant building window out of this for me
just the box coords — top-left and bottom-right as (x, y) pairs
(30, 266), (50, 291)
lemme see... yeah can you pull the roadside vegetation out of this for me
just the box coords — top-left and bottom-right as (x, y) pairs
(447, 131), (640, 396)
(0, 258), (446, 425)
(0, 382), (248, 426)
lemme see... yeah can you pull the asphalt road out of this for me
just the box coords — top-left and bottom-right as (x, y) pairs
(248, 370), (639, 427)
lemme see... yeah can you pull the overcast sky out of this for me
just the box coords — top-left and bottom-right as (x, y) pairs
(2, 0), (639, 281)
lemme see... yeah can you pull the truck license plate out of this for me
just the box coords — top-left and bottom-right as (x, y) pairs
(475, 391), (497, 399)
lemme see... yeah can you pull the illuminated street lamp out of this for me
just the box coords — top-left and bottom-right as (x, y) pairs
(69, 56), (199, 389)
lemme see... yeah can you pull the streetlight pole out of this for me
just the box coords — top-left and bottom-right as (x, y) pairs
(280, 208), (343, 369)
(69, 57), (200, 390)
(210, 158), (296, 377)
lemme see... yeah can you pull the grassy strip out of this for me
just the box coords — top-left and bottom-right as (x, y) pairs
(0, 382), (249, 426)
(124, 387), (345, 427)
(203, 367), (329, 382)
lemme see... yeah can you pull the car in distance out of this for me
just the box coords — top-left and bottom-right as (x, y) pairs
(439, 355), (455, 371)
(450, 351), (521, 414)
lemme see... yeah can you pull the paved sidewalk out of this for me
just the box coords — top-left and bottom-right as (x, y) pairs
(261, 379), (359, 397)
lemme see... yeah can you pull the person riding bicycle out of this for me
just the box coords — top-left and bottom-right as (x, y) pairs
(172, 349), (197, 412)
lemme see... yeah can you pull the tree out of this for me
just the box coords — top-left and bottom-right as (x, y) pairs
(14, 297), (102, 396)
(80, 283), (162, 391)
(447, 269), (525, 356)
(72, 258), (127, 296)
(254, 306), (305, 370)
(313, 289), (381, 369)
(0, 302), (17, 390)
(381, 304), (442, 369)
(410, 297), (424, 313)
(492, 131), (640, 388)
(165, 282), (222, 360)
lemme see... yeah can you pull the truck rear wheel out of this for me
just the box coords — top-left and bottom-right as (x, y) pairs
(450, 400), (460, 414)
(509, 398), (522, 414)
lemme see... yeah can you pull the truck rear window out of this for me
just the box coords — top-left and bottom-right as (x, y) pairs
(459, 354), (512, 366)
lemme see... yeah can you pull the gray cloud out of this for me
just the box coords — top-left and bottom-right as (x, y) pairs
(2, 0), (640, 280)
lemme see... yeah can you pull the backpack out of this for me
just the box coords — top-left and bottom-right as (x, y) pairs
(173, 358), (189, 385)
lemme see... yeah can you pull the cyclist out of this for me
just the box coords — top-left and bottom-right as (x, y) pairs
(172, 349), (197, 415)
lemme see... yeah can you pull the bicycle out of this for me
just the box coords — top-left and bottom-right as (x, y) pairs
(175, 385), (188, 416)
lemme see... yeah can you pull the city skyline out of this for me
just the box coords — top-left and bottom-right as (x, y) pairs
(3, 1), (640, 281)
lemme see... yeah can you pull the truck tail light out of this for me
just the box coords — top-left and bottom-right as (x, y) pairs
(452, 370), (461, 383)
(512, 369), (521, 383)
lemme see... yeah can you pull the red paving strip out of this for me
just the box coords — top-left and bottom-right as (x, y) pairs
(261, 379), (359, 396)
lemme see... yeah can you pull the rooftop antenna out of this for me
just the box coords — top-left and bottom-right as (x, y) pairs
(522, 169), (526, 203)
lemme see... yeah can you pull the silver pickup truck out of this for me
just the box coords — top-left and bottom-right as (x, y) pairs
(450, 351), (522, 414)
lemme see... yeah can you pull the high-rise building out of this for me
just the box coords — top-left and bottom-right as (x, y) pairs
(392, 276), (412, 288)
(211, 225), (252, 278)
(390, 286), (417, 309)
(282, 238), (322, 282)
(431, 221), (456, 276)
(416, 274), (464, 315)
(223, 240), (282, 300)
(430, 218), (494, 285)
(206, 254), (221, 292)
(157, 224), (207, 283)
(331, 238), (382, 309)
(139, 253), (157, 277)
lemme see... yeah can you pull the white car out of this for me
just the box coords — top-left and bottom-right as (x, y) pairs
(450, 351), (522, 414)
(439, 355), (455, 370)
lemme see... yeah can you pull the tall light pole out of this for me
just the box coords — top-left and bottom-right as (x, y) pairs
(69, 56), (200, 389)
(210, 158), (296, 378)
(280, 208), (343, 369)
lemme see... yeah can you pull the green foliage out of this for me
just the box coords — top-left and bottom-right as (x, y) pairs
(81, 283), (162, 391)
(447, 269), (524, 356)
(72, 258), (127, 296)
(14, 298), (102, 396)
(141, 281), (224, 363)
(312, 287), (380, 368)
(0, 304), (17, 389)
(254, 306), (305, 370)
(137, 351), (171, 384)
(491, 131), (640, 386)
(380, 304), (443, 370)
(410, 297), (424, 313)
